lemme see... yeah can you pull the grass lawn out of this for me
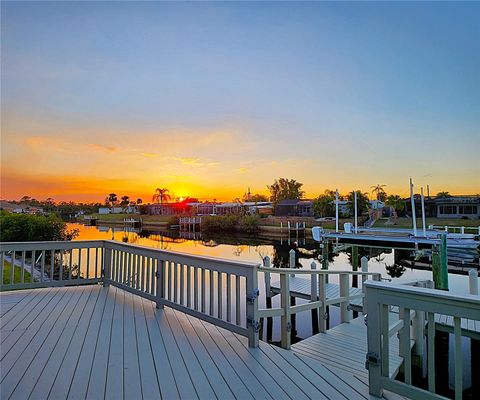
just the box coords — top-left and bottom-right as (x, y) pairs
(84, 213), (172, 223)
(373, 217), (480, 229)
(3, 261), (32, 285)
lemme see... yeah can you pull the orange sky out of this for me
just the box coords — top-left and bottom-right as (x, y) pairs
(2, 2), (479, 203)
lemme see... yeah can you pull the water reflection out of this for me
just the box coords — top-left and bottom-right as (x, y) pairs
(70, 223), (478, 294)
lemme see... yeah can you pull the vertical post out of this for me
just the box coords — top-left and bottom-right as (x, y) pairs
(280, 221), (283, 234)
(421, 187), (427, 237)
(354, 190), (358, 233)
(156, 259), (164, 309)
(469, 269), (479, 295)
(432, 234), (448, 290)
(310, 261), (319, 333)
(339, 273), (350, 323)
(289, 249), (295, 277)
(460, 226), (464, 235)
(361, 256), (368, 284)
(310, 261), (317, 301)
(247, 264), (259, 347)
(410, 178), (417, 237)
(280, 271), (291, 349)
(335, 189), (339, 232)
(366, 284), (383, 397)
(264, 256), (271, 296)
(318, 274), (327, 333)
(103, 245), (112, 287)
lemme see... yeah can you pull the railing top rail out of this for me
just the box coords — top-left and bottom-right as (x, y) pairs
(258, 266), (381, 277)
(104, 240), (260, 269)
(0, 240), (105, 251)
(365, 280), (480, 307)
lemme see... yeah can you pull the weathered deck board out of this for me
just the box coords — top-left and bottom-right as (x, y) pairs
(1, 285), (399, 400)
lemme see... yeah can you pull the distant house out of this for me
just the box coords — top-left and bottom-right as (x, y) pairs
(98, 207), (110, 214)
(405, 195), (480, 219)
(148, 201), (192, 215)
(275, 199), (314, 217)
(215, 202), (245, 216)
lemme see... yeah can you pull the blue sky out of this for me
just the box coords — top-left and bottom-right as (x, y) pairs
(1, 1), (479, 201)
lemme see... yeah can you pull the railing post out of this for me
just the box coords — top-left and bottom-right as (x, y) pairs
(156, 259), (165, 309)
(319, 273), (327, 333)
(366, 284), (383, 397)
(280, 271), (291, 349)
(310, 261), (317, 301)
(247, 264), (259, 347)
(340, 273), (350, 323)
(102, 244), (112, 287)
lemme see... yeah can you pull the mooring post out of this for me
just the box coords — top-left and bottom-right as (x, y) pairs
(289, 249), (296, 277)
(432, 233), (449, 290)
(469, 269), (479, 295)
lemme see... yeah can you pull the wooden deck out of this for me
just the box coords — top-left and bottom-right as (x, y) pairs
(0, 285), (405, 400)
(291, 314), (409, 381)
(270, 275), (364, 309)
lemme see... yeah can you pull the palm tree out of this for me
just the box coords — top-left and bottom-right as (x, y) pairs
(120, 195), (130, 206)
(107, 193), (117, 207)
(371, 184), (387, 201)
(152, 188), (171, 205)
(436, 191), (451, 198)
(136, 198), (142, 205)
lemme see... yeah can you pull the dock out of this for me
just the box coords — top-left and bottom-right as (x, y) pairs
(0, 285), (402, 400)
(291, 313), (410, 380)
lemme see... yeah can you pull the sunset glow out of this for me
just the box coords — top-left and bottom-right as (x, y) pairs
(1, 2), (479, 202)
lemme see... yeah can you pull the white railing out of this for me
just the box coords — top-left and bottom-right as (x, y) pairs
(365, 281), (480, 400)
(0, 240), (260, 347)
(105, 241), (260, 346)
(428, 225), (480, 235)
(0, 240), (105, 290)
(259, 260), (382, 349)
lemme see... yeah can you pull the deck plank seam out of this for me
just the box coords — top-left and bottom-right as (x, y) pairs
(42, 286), (103, 400)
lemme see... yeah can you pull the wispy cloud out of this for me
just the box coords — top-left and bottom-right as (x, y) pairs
(173, 157), (219, 167)
(88, 143), (118, 153)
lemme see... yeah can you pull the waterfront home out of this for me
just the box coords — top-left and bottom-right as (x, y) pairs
(405, 195), (480, 219)
(275, 199), (314, 217)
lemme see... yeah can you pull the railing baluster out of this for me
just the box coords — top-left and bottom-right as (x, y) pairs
(41, 250), (45, 282)
(31, 250), (35, 284)
(77, 248), (82, 279)
(194, 267), (199, 311)
(201, 268), (206, 313)
(141, 255), (146, 292)
(235, 275), (241, 326)
(10, 251), (15, 284)
(95, 248), (99, 279)
(166, 261), (171, 300)
(174, 263), (179, 303)
(399, 307), (411, 384)
(186, 265), (191, 308)
(59, 250), (63, 282)
(151, 258), (156, 295)
(226, 273), (232, 323)
(180, 263), (185, 305)
(339, 273), (350, 323)
(21, 251), (25, 283)
(86, 247), (90, 279)
(69, 250), (73, 280)
(218, 272), (223, 319)
(50, 250), (55, 280)
(122, 251), (127, 284)
(209, 270), (214, 316)
(453, 317), (462, 400)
